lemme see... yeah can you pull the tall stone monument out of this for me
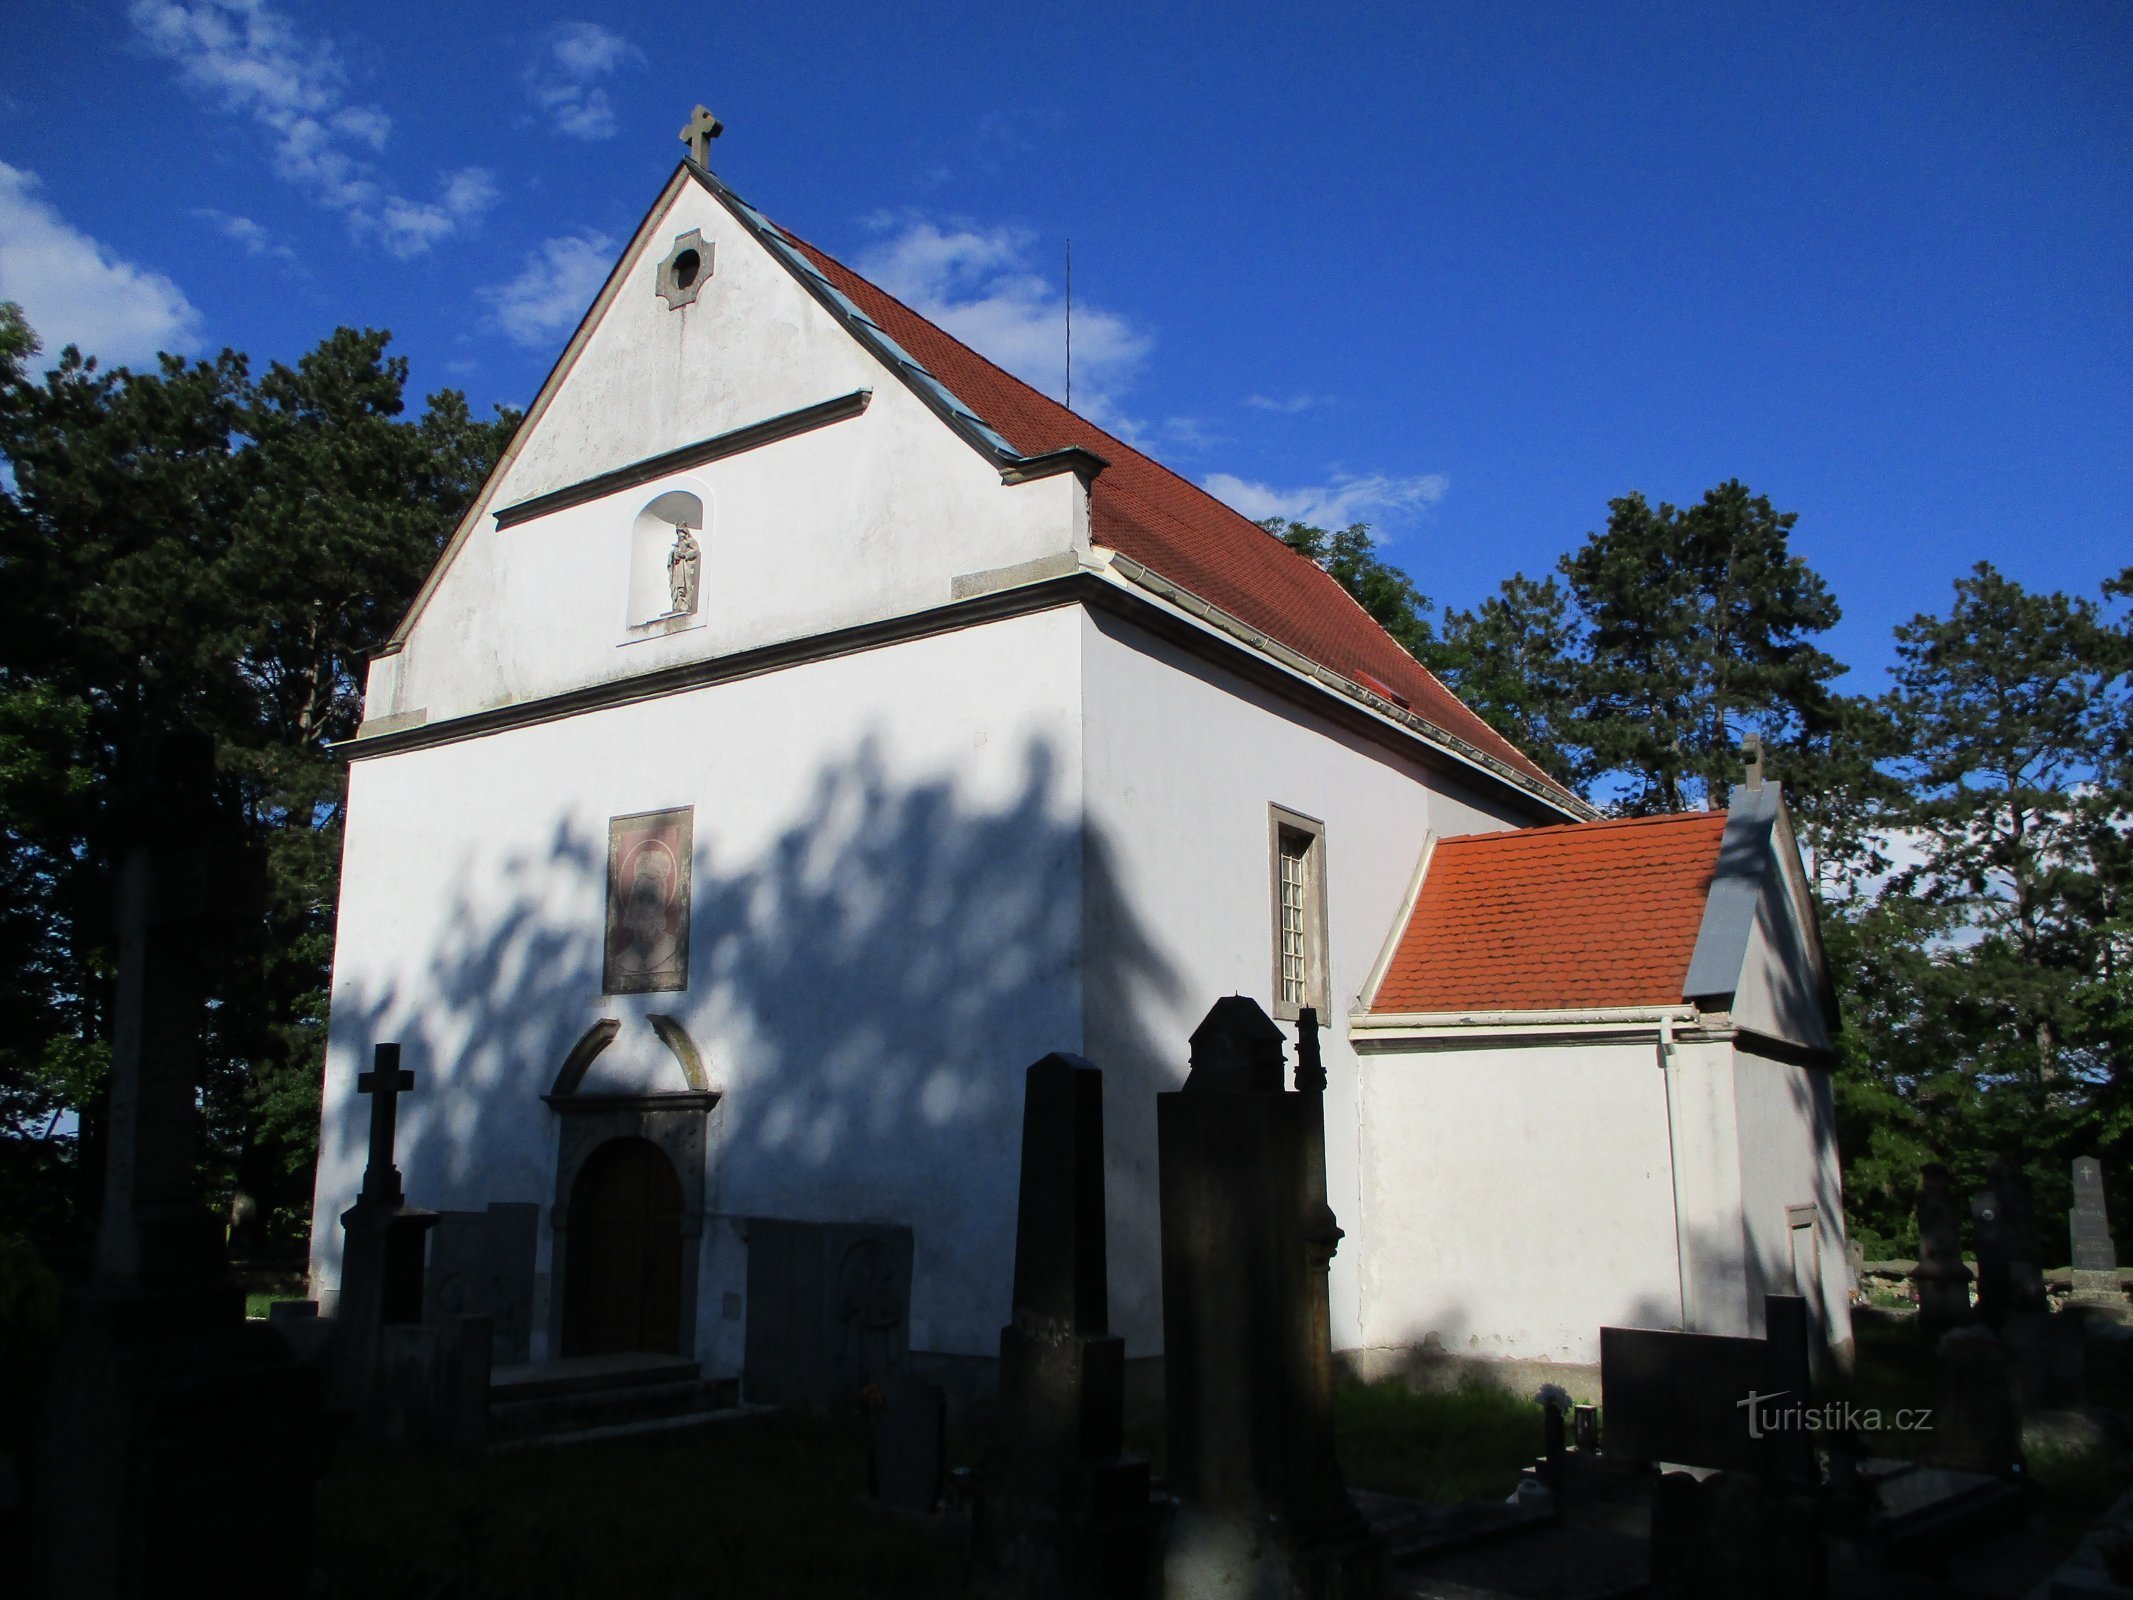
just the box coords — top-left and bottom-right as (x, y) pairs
(980, 1053), (1153, 1597)
(2069, 1157), (2124, 1318)
(1911, 1163), (1974, 1336)
(38, 742), (320, 1598)
(1158, 1000), (1383, 1600)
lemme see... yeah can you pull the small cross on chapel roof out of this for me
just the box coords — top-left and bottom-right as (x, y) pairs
(680, 105), (724, 167)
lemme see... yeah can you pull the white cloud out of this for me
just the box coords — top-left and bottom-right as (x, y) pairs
(130, 0), (498, 253)
(0, 162), (202, 365)
(192, 207), (294, 261)
(1200, 470), (1450, 528)
(855, 214), (1152, 433)
(1244, 392), (1333, 414)
(482, 232), (613, 347)
(525, 22), (643, 142)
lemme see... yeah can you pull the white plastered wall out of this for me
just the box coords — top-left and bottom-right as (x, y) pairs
(373, 175), (1082, 726)
(1357, 1040), (1685, 1364)
(1730, 1046), (1854, 1359)
(313, 606), (1087, 1367)
(1074, 609), (1534, 1356)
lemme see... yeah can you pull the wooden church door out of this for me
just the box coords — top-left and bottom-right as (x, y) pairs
(562, 1137), (684, 1356)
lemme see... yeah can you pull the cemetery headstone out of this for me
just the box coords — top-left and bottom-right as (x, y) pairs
(426, 1201), (541, 1364)
(978, 1053), (1153, 1597)
(871, 1371), (948, 1512)
(1649, 1469), (1824, 1600)
(1598, 1295), (1816, 1482)
(1925, 1325), (2022, 1477)
(1991, 1155), (2049, 1315)
(2069, 1158), (2124, 1319)
(1157, 1001), (1384, 1600)
(1910, 1164), (1974, 1336)
(37, 784), (321, 1599)
(742, 1219), (913, 1411)
(338, 1044), (440, 1414)
(1970, 1187), (2010, 1324)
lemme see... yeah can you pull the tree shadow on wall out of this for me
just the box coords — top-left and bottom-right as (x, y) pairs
(319, 730), (1184, 1352)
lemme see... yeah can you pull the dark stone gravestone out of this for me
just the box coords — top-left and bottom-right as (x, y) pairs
(1598, 1295), (1816, 1482)
(1925, 1325), (2022, 1477)
(1157, 1001), (1384, 1600)
(977, 1053), (1153, 1597)
(1910, 1164), (1974, 1336)
(742, 1219), (913, 1411)
(1991, 1156), (2049, 1315)
(377, 1313), (492, 1454)
(1970, 1187), (2010, 1323)
(36, 802), (323, 1599)
(871, 1371), (947, 1512)
(337, 1044), (440, 1421)
(1649, 1469), (1823, 1600)
(2069, 1157), (2124, 1317)
(426, 1201), (541, 1364)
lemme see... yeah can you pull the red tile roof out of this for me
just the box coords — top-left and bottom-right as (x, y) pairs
(1367, 811), (1730, 1013)
(778, 231), (1573, 805)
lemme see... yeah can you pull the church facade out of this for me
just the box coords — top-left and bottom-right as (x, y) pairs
(308, 137), (1849, 1384)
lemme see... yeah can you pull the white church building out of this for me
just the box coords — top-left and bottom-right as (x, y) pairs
(309, 124), (1850, 1390)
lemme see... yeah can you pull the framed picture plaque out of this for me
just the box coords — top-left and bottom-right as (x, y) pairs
(604, 807), (692, 994)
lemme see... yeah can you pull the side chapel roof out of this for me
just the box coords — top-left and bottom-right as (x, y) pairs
(1361, 782), (1838, 1045)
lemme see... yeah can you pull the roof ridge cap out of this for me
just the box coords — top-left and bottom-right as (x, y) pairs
(1442, 809), (1726, 845)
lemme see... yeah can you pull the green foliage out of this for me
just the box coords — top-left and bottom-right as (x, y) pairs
(1833, 562), (2133, 1246)
(0, 309), (513, 1259)
(1263, 517), (1438, 660)
(1561, 481), (1844, 814)
(1332, 1375), (1542, 1502)
(1435, 573), (1583, 785)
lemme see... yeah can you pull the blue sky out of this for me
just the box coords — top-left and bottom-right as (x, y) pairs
(2, 2), (2127, 686)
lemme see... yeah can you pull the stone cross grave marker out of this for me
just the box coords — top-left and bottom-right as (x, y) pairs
(357, 1044), (415, 1205)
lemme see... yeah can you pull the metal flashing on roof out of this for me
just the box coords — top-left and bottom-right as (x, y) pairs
(683, 158), (1070, 488)
(1682, 783), (1782, 1002)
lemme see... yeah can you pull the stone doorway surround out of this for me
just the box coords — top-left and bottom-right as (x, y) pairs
(544, 1016), (719, 1362)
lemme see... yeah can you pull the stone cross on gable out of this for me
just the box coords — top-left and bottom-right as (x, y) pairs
(357, 1042), (415, 1206)
(680, 105), (724, 167)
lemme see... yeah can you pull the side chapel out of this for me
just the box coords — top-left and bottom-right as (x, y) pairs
(310, 111), (1851, 1389)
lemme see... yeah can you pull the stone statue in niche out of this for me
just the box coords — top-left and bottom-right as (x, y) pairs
(666, 524), (701, 617)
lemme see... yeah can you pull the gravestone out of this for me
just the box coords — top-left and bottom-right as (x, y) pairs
(1910, 1164), (1974, 1336)
(1649, 1469), (1823, 1600)
(1925, 1325), (2022, 1477)
(36, 782), (321, 1599)
(2069, 1158), (2124, 1318)
(426, 1201), (541, 1363)
(742, 1218), (913, 1411)
(979, 1053), (1153, 1597)
(1599, 1295), (1816, 1482)
(1158, 1001), (1384, 1600)
(1991, 1156), (2048, 1315)
(377, 1313), (492, 1453)
(871, 1371), (947, 1512)
(338, 1044), (440, 1413)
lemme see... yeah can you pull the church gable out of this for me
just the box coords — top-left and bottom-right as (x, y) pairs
(370, 164), (1089, 729)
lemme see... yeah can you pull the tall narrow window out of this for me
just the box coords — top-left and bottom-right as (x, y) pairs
(1268, 806), (1328, 1021)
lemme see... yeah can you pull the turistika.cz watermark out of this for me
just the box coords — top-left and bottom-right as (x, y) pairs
(1736, 1391), (1933, 1440)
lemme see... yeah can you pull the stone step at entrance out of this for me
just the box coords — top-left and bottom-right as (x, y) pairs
(488, 1352), (744, 1446)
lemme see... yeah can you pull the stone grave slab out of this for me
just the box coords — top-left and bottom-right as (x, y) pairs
(741, 1218), (912, 1411)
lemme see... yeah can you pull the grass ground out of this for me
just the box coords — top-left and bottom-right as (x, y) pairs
(315, 1415), (961, 1599)
(313, 1377), (1541, 1596)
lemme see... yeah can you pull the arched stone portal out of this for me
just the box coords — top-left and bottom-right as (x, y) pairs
(562, 1136), (684, 1356)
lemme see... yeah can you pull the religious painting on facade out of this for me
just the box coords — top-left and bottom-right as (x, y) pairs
(605, 807), (692, 994)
